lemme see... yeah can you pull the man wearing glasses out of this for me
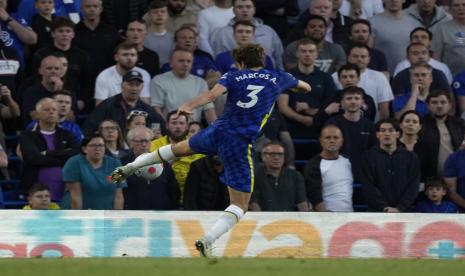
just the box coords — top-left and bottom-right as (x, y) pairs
(249, 141), (309, 212)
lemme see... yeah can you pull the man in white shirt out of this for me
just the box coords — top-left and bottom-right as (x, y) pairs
(94, 42), (151, 106)
(332, 44), (393, 120)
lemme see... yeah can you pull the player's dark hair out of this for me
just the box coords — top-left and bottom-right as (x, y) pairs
(337, 63), (360, 78)
(426, 90), (452, 103)
(232, 44), (265, 68)
(51, 16), (75, 31)
(409, 27), (432, 41)
(233, 20), (256, 32)
(375, 118), (400, 133)
(350, 19), (372, 34)
(340, 86), (364, 98)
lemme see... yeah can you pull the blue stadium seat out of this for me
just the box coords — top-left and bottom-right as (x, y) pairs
(0, 179), (26, 208)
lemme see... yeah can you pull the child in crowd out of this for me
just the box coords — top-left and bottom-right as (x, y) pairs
(23, 183), (60, 210)
(416, 176), (458, 213)
(31, 0), (55, 52)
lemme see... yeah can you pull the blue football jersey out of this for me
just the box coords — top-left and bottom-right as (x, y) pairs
(216, 69), (298, 138)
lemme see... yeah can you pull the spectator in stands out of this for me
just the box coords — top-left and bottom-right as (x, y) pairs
(254, 0), (299, 40)
(186, 0), (214, 14)
(21, 54), (65, 126)
(360, 118), (420, 212)
(287, 0), (353, 52)
(304, 124), (353, 212)
(98, 119), (128, 160)
(19, 98), (80, 201)
(279, 38), (337, 139)
(0, 144), (7, 171)
(0, 35), (21, 95)
(444, 148), (465, 211)
(126, 19), (160, 78)
(394, 31), (453, 84)
(161, 25), (220, 87)
(318, 64), (376, 122)
(73, 0), (120, 109)
(30, 17), (91, 110)
(452, 71), (465, 120)
(215, 20), (274, 74)
(333, 44), (393, 120)
(417, 90), (465, 179)
(197, 0), (234, 55)
(432, 0), (465, 75)
(210, 0), (284, 70)
(0, 84), (20, 149)
(339, 0), (384, 19)
(188, 121), (203, 137)
(22, 183), (60, 210)
(30, 0), (55, 54)
(122, 126), (180, 210)
(326, 86), (376, 182)
(406, 0), (451, 29)
(347, 19), (388, 76)
(144, 0), (175, 66)
(369, 0), (421, 73)
(126, 110), (147, 131)
(61, 133), (125, 210)
(83, 70), (165, 136)
(151, 48), (217, 123)
(26, 90), (83, 143)
(392, 43), (450, 96)
(150, 111), (204, 199)
(184, 155), (229, 210)
(17, 0), (80, 24)
(398, 110), (423, 152)
(416, 176), (458, 213)
(284, 14), (347, 73)
(392, 64), (434, 118)
(94, 42), (151, 106)
(100, 0), (147, 36)
(0, 0), (38, 65)
(165, 0), (197, 33)
(250, 141), (309, 211)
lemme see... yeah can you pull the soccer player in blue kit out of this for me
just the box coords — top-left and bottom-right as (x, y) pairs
(111, 44), (311, 257)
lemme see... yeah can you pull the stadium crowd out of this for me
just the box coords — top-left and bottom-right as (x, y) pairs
(0, 0), (464, 213)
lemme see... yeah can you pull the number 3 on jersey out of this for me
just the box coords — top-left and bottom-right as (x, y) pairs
(236, 85), (265, 108)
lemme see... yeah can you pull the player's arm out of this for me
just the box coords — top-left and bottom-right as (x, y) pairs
(289, 80), (312, 93)
(177, 84), (227, 117)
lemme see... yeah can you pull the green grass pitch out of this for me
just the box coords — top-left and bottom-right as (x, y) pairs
(1, 258), (465, 276)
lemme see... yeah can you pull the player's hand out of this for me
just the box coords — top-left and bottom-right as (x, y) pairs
(176, 104), (194, 119)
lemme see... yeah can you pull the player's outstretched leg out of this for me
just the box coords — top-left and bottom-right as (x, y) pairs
(195, 204), (245, 258)
(110, 145), (176, 183)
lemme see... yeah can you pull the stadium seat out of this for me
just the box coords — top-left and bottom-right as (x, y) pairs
(0, 179), (26, 208)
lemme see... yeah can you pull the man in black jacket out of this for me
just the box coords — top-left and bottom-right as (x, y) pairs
(19, 97), (80, 201)
(418, 90), (465, 180)
(360, 118), (420, 212)
(82, 70), (165, 136)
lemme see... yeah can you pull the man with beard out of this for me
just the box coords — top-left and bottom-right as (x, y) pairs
(360, 118), (420, 212)
(417, 90), (465, 180)
(150, 111), (204, 199)
(83, 70), (164, 136)
(94, 42), (151, 106)
(165, 0), (197, 33)
(283, 14), (346, 73)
